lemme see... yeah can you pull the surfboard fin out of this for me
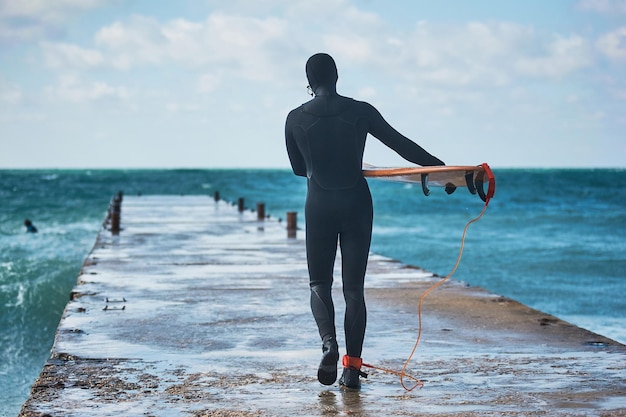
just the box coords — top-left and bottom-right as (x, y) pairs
(420, 174), (430, 196)
(474, 176), (485, 201)
(465, 172), (477, 195)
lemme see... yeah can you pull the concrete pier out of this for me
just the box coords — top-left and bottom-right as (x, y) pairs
(20, 196), (626, 416)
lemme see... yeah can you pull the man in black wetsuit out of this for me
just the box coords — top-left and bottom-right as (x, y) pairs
(285, 53), (444, 389)
(24, 219), (38, 233)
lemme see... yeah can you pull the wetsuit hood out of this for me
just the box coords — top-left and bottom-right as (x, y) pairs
(306, 53), (338, 91)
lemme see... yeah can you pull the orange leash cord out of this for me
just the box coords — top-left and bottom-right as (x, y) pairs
(363, 163), (495, 391)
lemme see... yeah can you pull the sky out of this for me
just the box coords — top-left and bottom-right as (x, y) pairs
(1, 0), (625, 169)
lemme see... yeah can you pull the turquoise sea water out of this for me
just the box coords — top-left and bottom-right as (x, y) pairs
(1, 168), (625, 416)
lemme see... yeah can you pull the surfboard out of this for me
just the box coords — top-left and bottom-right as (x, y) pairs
(363, 163), (496, 203)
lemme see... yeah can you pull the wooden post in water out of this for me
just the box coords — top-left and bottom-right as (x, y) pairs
(286, 211), (297, 238)
(257, 202), (265, 221)
(238, 198), (244, 212)
(110, 191), (123, 235)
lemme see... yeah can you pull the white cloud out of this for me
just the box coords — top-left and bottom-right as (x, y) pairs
(0, 79), (23, 104)
(197, 73), (221, 94)
(577, 0), (626, 13)
(323, 33), (374, 62)
(166, 102), (200, 113)
(95, 16), (170, 69)
(515, 34), (593, 77)
(202, 13), (289, 81)
(32, 0), (382, 82)
(373, 21), (592, 89)
(1, 0), (108, 16)
(0, 0), (111, 42)
(41, 41), (104, 68)
(45, 75), (130, 103)
(90, 13), (289, 79)
(34, 5), (598, 94)
(596, 27), (626, 60)
(36, 11), (292, 81)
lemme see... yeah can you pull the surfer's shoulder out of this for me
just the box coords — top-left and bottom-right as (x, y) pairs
(349, 99), (379, 117)
(346, 97), (373, 108)
(286, 105), (306, 121)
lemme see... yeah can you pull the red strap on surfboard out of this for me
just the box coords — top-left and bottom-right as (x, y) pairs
(479, 162), (496, 205)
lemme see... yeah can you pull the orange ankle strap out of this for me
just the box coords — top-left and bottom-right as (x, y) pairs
(342, 355), (362, 369)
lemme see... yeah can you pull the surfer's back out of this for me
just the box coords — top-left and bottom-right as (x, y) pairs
(286, 95), (372, 189)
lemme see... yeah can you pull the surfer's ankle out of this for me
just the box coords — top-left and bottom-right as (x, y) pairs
(339, 355), (367, 389)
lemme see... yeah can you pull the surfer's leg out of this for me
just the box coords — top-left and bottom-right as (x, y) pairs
(306, 181), (341, 385)
(338, 180), (372, 389)
(307, 231), (340, 385)
(340, 210), (372, 358)
(305, 182), (340, 343)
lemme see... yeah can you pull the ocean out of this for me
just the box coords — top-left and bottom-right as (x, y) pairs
(1, 168), (625, 416)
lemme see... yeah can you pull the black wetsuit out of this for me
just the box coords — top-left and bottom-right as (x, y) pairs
(285, 94), (443, 358)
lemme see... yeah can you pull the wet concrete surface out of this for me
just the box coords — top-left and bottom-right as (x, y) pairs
(20, 196), (626, 416)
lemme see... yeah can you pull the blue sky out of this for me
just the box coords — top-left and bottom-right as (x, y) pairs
(1, 0), (624, 168)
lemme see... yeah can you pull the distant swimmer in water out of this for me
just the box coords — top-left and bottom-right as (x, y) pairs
(24, 219), (38, 233)
(285, 53), (444, 389)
